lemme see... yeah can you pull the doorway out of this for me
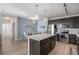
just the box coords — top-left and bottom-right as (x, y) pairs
(2, 16), (15, 53)
(2, 23), (12, 40)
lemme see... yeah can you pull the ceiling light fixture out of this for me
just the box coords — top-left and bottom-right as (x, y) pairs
(30, 4), (48, 22)
(30, 4), (41, 24)
(30, 4), (39, 21)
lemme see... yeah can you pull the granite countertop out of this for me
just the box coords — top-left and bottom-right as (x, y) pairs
(28, 33), (55, 41)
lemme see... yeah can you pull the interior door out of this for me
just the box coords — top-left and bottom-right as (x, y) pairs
(2, 22), (13, 40)
(2, 17), (15, 51)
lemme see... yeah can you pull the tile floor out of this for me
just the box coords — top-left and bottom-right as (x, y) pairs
(49, 41), (77, 55)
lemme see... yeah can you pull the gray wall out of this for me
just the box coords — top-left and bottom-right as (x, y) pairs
(48, 16), (79, 28)
(18, 17), (48, 39)
(18, 17), (37, 39)
(73, 17), (79, 28)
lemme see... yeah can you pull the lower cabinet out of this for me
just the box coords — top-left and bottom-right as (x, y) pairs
(30, 39), (40, 55)
(56, 34), (60, 41)
(40, 38), (50, 55)
(77, 38), (79, 45)
(50, 36), (55, 50)
(69, 34), (77, 44)
(30, 35), (56, 55)
(40, 36), (56, 55)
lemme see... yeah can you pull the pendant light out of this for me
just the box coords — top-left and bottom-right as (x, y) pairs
(30, 4), (39, 21)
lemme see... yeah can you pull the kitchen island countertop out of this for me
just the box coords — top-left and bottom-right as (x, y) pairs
(28, 33), (55, 41)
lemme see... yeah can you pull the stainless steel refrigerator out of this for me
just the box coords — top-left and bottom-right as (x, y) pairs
(48, 24), (57, 35)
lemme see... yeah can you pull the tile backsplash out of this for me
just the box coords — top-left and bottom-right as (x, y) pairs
(58, 28), (79, 35)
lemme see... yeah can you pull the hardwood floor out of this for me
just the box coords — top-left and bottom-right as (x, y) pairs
(49, 41), (77, 55)
(0, 37), (77, 55)
(0, 38), (28, 55)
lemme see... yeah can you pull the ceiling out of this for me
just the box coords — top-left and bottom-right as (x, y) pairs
(0, 3), (79, 20)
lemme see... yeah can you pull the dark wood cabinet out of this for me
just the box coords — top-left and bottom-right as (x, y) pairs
(57, 33), (77, 45)
(40, 38), (50, 55)
(77, 38), (79, 45)
(30, 39), (40, 55)
(30, 35), (56, 55)
(53, 35), (56, 48)
(50, 37), (53, 50)
(50, 36), (56, 50)
(57, 34), (60, 41)
(69, 34), (77, 44)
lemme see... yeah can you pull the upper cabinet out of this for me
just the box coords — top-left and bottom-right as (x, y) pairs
(57, 23), (70, 28)
(60, 23), (70, 28)
(49, 16), (79, 28)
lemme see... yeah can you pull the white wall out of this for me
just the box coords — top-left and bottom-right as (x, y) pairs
(14, 17), (18, 40)
(2, 23), (12, 38)
(2, 18), (13, 40)
(0, 15), (2, 41)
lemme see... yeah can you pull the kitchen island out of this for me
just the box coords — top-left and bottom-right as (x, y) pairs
(28, 33), (56, 55)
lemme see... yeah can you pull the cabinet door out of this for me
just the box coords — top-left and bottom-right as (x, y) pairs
(40, 42), (50, 55)
(57, 34), (60, 41)
(40, 39), (50, 55)
(53, 35), (56, 48)
(40, 43), (47, 55)
(50, 37), (53, 50)
(77, 38), (79, 45)
(30, 39), (40, 55)
(50, 36), (56, 50)
(69, 34), (76, 44)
